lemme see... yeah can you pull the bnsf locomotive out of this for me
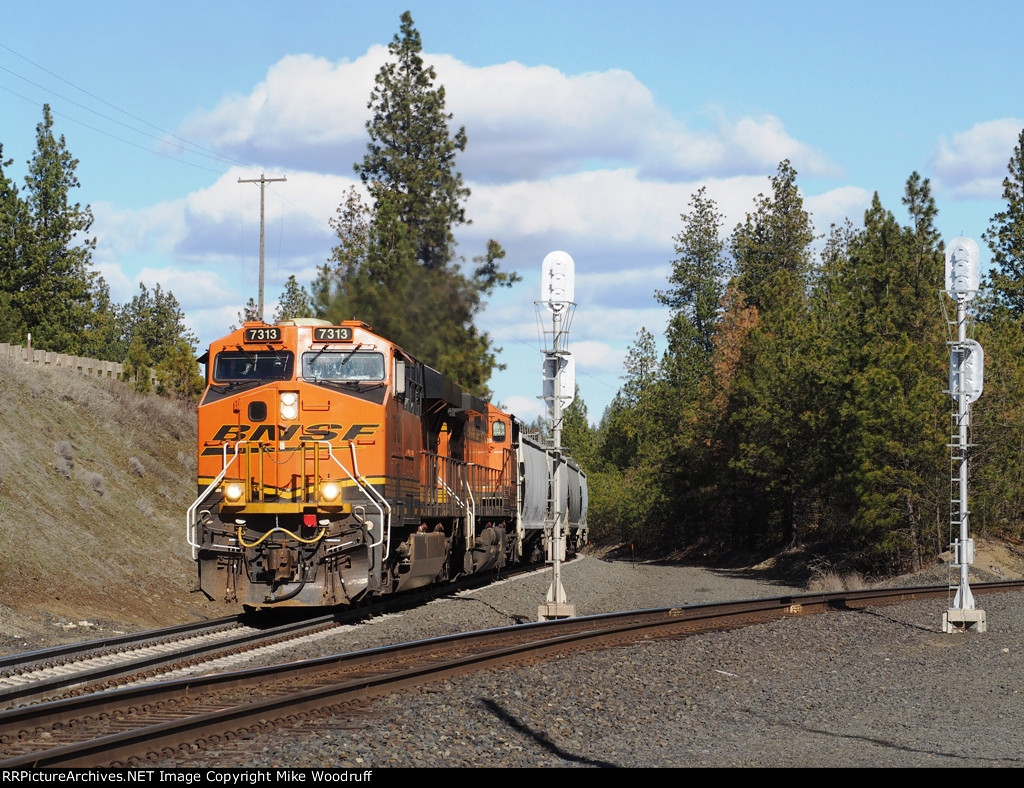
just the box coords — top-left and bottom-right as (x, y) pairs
(187, 318), (588, 609)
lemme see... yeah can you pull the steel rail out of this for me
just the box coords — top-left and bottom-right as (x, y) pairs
(0, 615), (242, 672)
(0, 614), (332, 708)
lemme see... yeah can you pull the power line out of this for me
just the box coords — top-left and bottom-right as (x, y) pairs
(0, 41), (249, 172)
(0, 41), (339, 238)
(0, 82), (229, 175)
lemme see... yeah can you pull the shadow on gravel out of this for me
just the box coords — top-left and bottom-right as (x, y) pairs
(479, 698), (619, 767)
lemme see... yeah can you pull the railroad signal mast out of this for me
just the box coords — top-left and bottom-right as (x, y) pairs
(537, 251), (577, 621)
(942, 236), (986, 633)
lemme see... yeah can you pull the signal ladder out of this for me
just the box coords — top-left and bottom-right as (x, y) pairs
(947, 408), (972, 595)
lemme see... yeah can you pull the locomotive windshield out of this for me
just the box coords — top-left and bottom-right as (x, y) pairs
(213, 351), (294, 382)
(303, 350), (385, 382)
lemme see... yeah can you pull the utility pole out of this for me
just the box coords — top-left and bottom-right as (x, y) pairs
(238, 173), (286, 320)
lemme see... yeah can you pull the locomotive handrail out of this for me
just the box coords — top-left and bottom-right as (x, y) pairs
(434, 457), (467, 508)
(187, 440), (394, 562)
(436, 472), (463, 506)
(343, 442), (392, 562)
(186, 442), (243, 559)
(310, 440), (390, 562)
(464, 475), (476, 545)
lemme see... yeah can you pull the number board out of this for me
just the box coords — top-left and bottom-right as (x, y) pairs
(314, 326), (354, 342)
(244, 327), (282, 342)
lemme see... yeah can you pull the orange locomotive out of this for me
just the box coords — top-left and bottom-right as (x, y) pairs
(187, 318), (587, 608)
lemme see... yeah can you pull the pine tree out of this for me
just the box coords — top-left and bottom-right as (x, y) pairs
(154, 337), (204, 403)
(359, 12), (469, 271)
(232, 297), (261, 329)
(973, 127), (1024, 538)
(563, 387), (621, 545)
(273, 275), (314, 322)
(18, 105), (98, 354)
(0, 144), (28, 344)
(653, 188), (731, 545)
(602, 327), (661, 468)
(119, 278), (197, 368)
(730, 160), (815, 312)
(832, 178), (948, 572)
(657, 186), (729, 376)
(719, 161), (818, 548)
(971, 311), (1024, 536)
(321, 11), (519, 395)
(801, 218), (862, 540)
(983, 128), (1024, 315)
(594, 328), (675, 547)
(81, 276), (123, 361)
(560, 388), (597, 469)
(315, 186), (373, 319)
(123, 337), (154, 394)
(699, 283), (761, 548)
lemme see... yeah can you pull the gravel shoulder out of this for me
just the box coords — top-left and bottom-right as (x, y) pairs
(144, 553), (1024, 769)
(6, 546), (1023, 769)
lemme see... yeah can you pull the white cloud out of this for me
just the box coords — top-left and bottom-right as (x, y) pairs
(440, 56), (837, 181)
(804, 186), (873, 234)
(466, 170), (783, 262)
(499, 394), (545, 423)
(179, 50), (387, 172)
(931, 118), (1023, 199)
(570, 340), (627, 374)
(693, 110), (840, 180)
(138, 265), (230, 304)
(178, 48), (837, 185)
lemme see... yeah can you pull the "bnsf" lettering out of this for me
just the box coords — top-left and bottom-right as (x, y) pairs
(211, 423), (380, 442)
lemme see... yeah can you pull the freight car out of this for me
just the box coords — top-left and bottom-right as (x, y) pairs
(186, 318), (587, 609)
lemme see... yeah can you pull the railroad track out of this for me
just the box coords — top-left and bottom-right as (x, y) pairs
(3, 580), (1021, 768)
(0, 612), (362, 710)
(0, 562), (544, 710)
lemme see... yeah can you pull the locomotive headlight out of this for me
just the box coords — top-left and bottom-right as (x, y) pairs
(320, 481), (341, 502)
(223, 482), (245, 503)
(279, 391), (299, 421)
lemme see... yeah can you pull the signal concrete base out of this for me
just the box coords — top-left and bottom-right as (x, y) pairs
(943, 607), (987, 633)
(538, 602), (576, 621)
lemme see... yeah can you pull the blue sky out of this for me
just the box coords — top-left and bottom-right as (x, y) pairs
(2, 1), (1022, 424)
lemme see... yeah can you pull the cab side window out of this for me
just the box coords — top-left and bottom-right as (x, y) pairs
(213, 352), (293, 381)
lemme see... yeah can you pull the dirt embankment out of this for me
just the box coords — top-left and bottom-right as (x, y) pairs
(0, 357), (223, 653)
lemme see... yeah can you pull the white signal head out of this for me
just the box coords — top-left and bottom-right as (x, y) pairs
(541, 251), (575, 312)
(945, 236), (980, 298)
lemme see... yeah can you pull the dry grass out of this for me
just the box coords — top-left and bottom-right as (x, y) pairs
(0, 356), (222, 633)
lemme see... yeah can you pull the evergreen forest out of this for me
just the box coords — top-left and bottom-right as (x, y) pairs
(562, 143), (1024, 578)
